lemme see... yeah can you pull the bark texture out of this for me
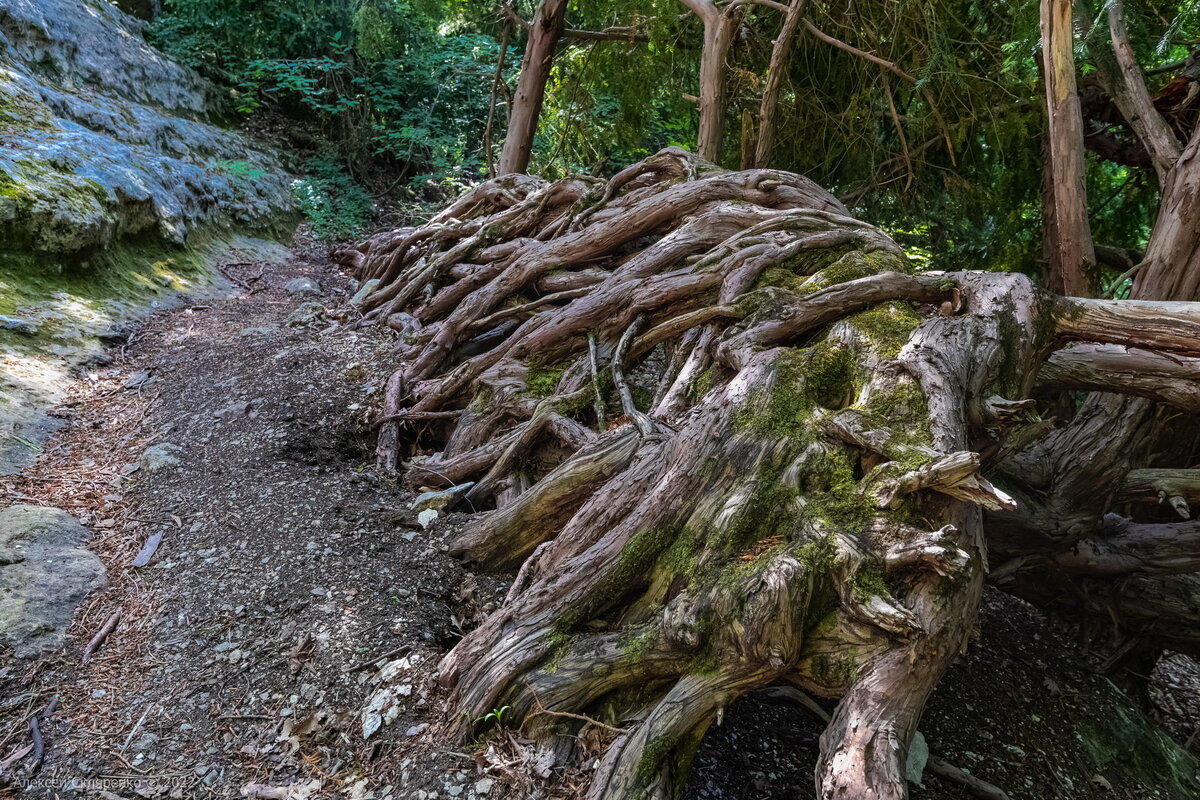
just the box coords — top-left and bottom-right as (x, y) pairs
(1087, 0), (1200, 302)
(1041, 0), (1095, 297)
(677, 0), (743, 161)
(498, 0), (567, 176)
(337, 148), (1200, 799)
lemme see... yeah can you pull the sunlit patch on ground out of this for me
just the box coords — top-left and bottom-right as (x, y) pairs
(0, 235), (290, 473)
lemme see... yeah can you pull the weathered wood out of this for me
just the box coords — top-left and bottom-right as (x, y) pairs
(82, 609), (122, 664)
(1118, 468), (1200, 515)
(1039, 343), (1200, 411)
(376, 370), (406, 470)
(1056, 296), (1200, 353)
(350, 148), (1200, 800)
(1049, 514), (1200, 575)
(1040, 0), (1095, 296)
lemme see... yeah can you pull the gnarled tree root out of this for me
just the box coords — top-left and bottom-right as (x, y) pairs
(341, 147), (1200, 799)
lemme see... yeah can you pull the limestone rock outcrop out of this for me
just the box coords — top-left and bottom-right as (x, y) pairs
(0, 0), (294, 257)
(0, 504), (107, 658)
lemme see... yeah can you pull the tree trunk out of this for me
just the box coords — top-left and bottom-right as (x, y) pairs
(337, 147), (1200, 799)
(738, 109), (754, 169)
(1084, 0), (1200, 302)
(752, 0), (806, 169)
(678, 0), (742, 162)
(482, 13), (513, 179)
(498, 0), (567, 176)
(1131, 124), (1200, 300)
(1041, 0), (1095, 297)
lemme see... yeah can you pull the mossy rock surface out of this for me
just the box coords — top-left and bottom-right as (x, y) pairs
(0, 233), (290, 475)
(0, 0), (296, 259)
(0, 0), (299, 472)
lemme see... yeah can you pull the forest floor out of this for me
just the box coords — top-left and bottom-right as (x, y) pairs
(1, 233), (1198, 800)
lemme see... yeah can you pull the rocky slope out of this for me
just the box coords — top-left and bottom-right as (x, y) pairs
(0, 0), (296, 472)
(0, 0), (292, 255)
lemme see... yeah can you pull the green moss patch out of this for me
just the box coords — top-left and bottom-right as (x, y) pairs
(857, 381), (935, 468)
(847, 302), (924, 358)
(525, 362), (566, 397)
(0, 79), (55, 135)
(1081, 707), (1198, 797)
(733, 342), (858, 439)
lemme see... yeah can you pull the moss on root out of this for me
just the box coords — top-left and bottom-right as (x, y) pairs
(851, 561), (892, 602)
(552, 525), (682, 641)
(810, 652), (859, 687)
(686, 365), (716, 406)
(543, 625), (577, 674)
(857, 381), (935, 468)
(619, 624), (659, 664)
(1081, 707), (1199, 797)
(468, 385), (494, 415)
(716, 465), (801, 552)
(636, 734), (675, 791)
(657, 527), (702, 580)
(847, 302), (924, 358)
(795, 249), (913, 295)
(733, 342), (859, 439)
(798, 535), (837, 572)
(526, 362), (567, 397)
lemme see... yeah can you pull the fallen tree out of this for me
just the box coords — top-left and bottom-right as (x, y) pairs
(336, 147), (1200, 799)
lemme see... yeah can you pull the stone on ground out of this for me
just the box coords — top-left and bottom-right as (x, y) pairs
(284, 277), (322, 295)
(0, 504), (106, 658)
(139, 442), (182, 472)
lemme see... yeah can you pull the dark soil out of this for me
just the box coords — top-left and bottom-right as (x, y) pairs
(688, 589), (1200, 799)
(1, 232), (1197, 800)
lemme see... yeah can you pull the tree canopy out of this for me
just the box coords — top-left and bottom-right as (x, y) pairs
(148, 0), (1197, 282)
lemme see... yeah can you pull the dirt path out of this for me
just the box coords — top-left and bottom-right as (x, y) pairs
(1, 237), (1198, 800)
(1, 240), (493, 799)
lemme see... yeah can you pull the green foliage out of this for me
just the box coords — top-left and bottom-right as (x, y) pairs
(473, 705), (512, 729)
(149, 0), (1199, 295)
(214, 160), (268, 192)
(290, 158), (374, 240)
(151, 0), (510, 185)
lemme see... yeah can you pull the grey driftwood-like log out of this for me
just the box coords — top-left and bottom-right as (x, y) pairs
(336, 147), (1200, 800)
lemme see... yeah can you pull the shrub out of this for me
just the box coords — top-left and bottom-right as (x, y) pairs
(291, 159), (374, 241)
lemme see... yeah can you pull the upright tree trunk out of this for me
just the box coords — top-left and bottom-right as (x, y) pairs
(752, 0), (806, 169)
(1086, 0), (1199, 302)
(738, 109), (755, 169)
(498, 0), (567, 175)
(1041, 0), (1096, 297)
(1131, 124), (1200, 300)
(679, 0), (742, 162)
